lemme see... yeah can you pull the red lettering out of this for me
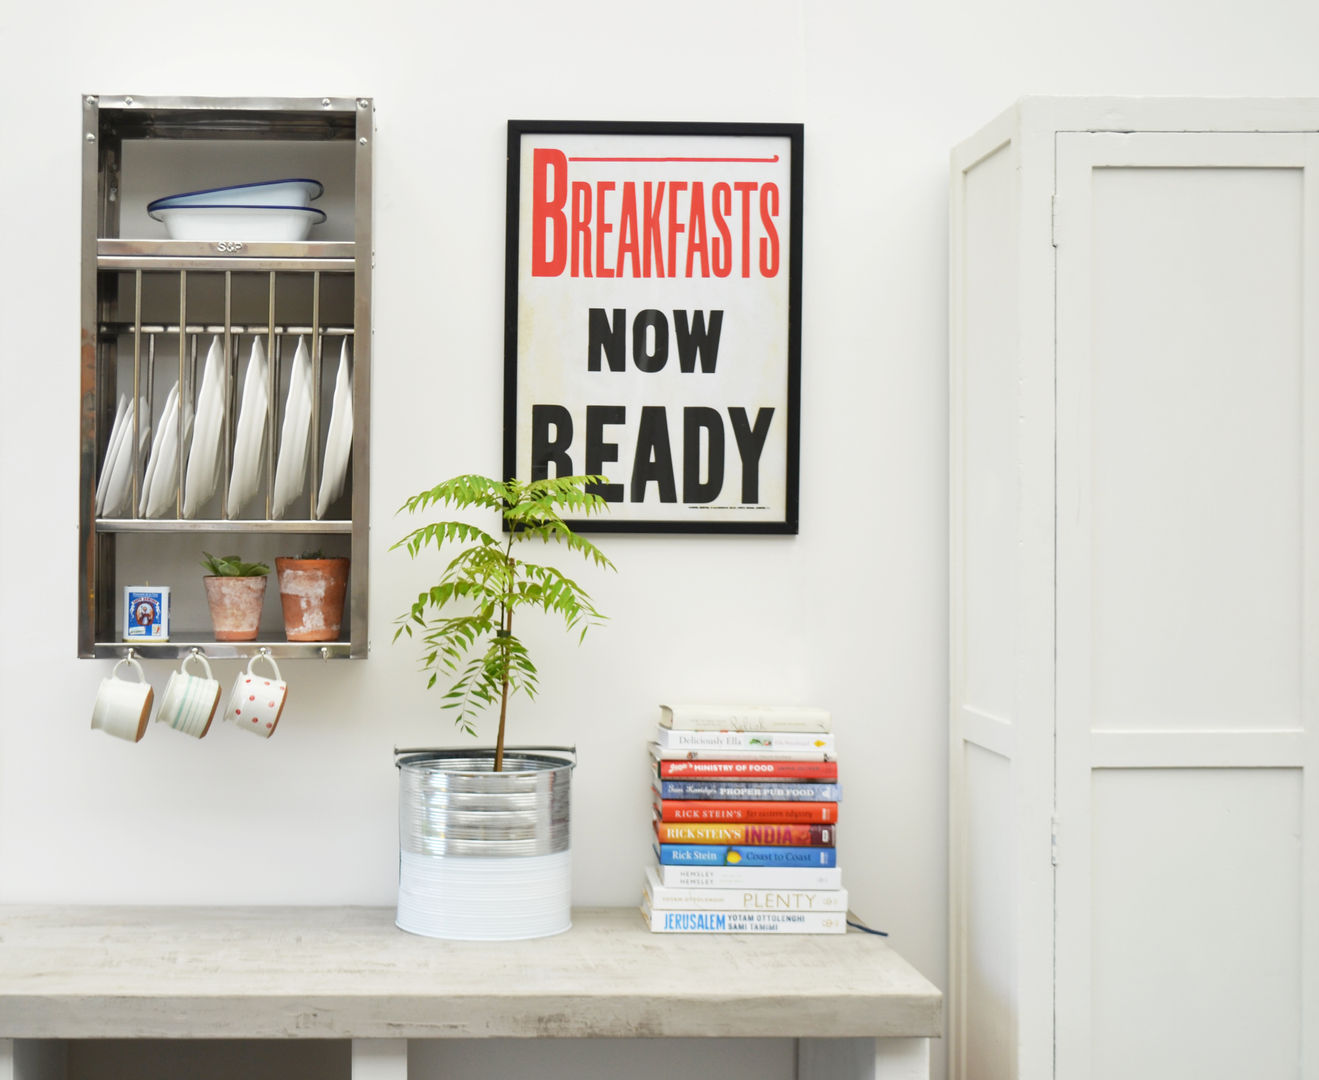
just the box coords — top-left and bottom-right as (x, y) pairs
(685, 181), (710, 278)
(571, 181), (592, 277)
(615, 183), (641, 278)
(733, 182), (757, 278)
(711, 182), (732, 278)
(531, 148), (567, 277)
(643, 182), (665, 277)
(595, 181), (615, 278)
(759, 183), (780, 277)
(666, 181), (687, 279)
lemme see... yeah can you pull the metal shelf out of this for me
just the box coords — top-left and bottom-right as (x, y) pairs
(93, 637), (354, 661)
(80, 94), (373, 660)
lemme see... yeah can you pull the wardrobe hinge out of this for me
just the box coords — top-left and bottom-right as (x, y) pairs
(1051, 196), (1061, 248)
(1050, 814), (1059, 866)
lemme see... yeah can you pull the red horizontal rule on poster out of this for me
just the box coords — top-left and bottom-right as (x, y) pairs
(530, 148), (783, 280)
(505, 122), (803, 533)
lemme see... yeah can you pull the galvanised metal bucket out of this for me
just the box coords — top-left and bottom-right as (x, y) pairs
(394, 747), (574, 940)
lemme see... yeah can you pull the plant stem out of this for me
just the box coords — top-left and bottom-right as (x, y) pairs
(494, 534), (516, 772)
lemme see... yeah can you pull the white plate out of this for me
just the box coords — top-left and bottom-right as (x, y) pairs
(139, 383), (177, 516)
(226, 338), (270, 518)
(271, 337), (313, 518)
(94, 395), (130, 515)
(145, 384), (195, 518)
(101, 397), (150, 518)
(183, 337), (227, 517)
(316, 339), (353, 518)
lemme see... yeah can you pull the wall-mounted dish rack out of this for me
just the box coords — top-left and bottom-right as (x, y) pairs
(79, 95), (373, 660)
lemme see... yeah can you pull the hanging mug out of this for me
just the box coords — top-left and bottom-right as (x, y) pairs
(156, 651), (221, 739)
(226, 652), (288, 738)
(91, 656), (154, 742)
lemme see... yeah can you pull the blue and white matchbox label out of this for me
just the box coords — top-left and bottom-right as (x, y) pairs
(124, 586), (170, 641)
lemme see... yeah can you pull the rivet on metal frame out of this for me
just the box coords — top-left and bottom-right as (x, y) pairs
(86, 133), (95, 142)
(322, 98), (331, 108)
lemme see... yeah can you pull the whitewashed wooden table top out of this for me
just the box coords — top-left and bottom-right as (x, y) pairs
(0, 905), (941, 1040)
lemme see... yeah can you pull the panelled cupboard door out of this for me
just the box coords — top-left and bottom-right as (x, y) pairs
(1054, 131), (1319, 1080)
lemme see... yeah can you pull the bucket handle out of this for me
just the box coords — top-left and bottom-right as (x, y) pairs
(393, 745), (577, 768)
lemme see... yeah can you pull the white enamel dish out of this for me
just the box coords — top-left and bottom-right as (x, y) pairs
(146, 178), (323, 212)
(150, 204), (327, 242)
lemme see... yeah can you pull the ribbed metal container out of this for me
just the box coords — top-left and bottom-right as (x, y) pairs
(396, 748), (573, 858)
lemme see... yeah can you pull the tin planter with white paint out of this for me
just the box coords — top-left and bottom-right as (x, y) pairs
(394, 747), (575, 941)
(275, 556), (348, 642)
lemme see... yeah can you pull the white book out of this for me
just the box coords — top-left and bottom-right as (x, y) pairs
(643, 866), (847, 912)
(648, 742), (835, 763)
(654, 727), (835, 752)
(640, 895), (847, 934)
(659, 704), (832, 733)
(650, 861), (843, 890)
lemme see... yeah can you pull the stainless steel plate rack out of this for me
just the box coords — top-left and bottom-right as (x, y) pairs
(80, 95), (373, 660)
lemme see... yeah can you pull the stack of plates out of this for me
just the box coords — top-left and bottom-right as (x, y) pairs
(94, 394), (150, 518)
(148, 178), (326, 242)
(396, 850), (573, 940)
(182, 337), (227, 517)
(271, 337), (314, 518)
(226, 338), (270, 518)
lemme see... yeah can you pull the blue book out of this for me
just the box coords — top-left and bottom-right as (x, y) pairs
(655, 780), (842, 801)
(654, 843), (838, 868)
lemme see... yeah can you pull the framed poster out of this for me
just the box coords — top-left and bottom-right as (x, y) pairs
(504, 120), (803, 533)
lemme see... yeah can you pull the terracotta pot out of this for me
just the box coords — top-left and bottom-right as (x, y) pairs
(202, 575), (268, 642)
(275, 557), (349, 642)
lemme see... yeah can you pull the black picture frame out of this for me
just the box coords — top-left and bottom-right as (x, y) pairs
(504, 119), (803, 534)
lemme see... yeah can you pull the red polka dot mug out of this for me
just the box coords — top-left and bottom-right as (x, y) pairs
(225, 651), (288, 738)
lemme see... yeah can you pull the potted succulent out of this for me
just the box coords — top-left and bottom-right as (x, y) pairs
(391, 473), (613, 940)
(201, 552), (270, 642)
(275, 549), (349, 642)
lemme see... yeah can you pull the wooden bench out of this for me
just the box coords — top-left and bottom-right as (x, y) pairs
(0, 905), (941, 1080)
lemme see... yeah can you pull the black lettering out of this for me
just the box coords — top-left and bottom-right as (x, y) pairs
(728, 407), (774, 503)
(631, 406), (677, 502)
(683, 407), (724, 502)
(531, 404), (573, 480)
(674, 310), (723, 374)
(585, 405), (626, 502)
(588, 308), (626, 372)
(632, 309), (669, 373)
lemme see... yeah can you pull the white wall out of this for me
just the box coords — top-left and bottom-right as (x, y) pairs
(2, 2), (1318, 1078)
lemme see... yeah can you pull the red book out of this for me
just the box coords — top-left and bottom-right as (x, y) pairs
(657, 758), (838, 780)
(653, 798), (838, 824)
(653, 820), (835, 846)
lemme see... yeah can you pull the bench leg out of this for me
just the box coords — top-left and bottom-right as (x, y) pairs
(351, 1038), (408, 1080)
(798, 1036), (930, 1080)
(0, 1040), (66, 1080)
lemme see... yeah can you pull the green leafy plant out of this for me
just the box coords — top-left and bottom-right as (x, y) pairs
(201, 552), (270, 577)
(392, 474), (614, 770)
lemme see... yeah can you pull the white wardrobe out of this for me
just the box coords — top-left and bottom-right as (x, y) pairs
(950, 97), (1319, 1080)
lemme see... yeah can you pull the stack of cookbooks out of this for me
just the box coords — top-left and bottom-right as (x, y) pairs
(641, 704), (846, 934)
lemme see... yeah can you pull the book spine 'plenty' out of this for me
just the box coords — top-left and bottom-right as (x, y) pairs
(654, 821), (835, 846)
(643, 882), (849, 912)
(655, 843), (838, 867)
(653, 799), (839, 823)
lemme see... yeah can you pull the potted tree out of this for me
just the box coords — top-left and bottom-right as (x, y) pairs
(391, 473), (613, 940)
(201, 552), (270, 642)
(275, 549), (349, 642)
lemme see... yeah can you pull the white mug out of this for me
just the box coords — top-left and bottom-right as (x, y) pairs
(91, 656), (154, 742)
(156, 651), (221, 738)
(226, 652), (288, 739)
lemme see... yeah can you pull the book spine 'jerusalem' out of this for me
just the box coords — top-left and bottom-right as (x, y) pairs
(658, 704), (833, 733)
(640, 898), (846, 934)
(658, 759), (838, 780)
(654, 821), (835, 846)
(656, 728), (836, 752)
(656, 780), (842, 801)
(653, 799), (839, 823)
(656, 843), (838, 867)
(643, 869), (848, 911)
(652, 861), (844, 889)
